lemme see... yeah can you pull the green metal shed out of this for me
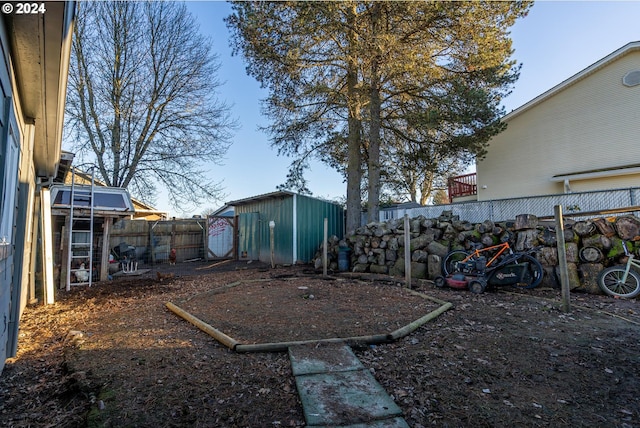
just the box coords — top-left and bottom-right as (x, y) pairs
(229, 191), (344, 264)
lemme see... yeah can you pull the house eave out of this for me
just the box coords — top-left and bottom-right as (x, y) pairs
(503, 40), (640, 123)
(4, 1), (76, 178)
(551, 164), (640, 183)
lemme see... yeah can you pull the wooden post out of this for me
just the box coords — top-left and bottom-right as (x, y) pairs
(555, 205), (571, 312)
(40, 188), (55, 303)
(323, 218), (328, 277)
(404, 214), (411, 289)
(202, 218), (209, 262)
(150, 221), (157, 264)
(100, 217), (111, 281)
(269, 220), (276, 269)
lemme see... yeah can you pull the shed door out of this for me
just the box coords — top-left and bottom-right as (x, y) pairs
(238, 212), (259, 260)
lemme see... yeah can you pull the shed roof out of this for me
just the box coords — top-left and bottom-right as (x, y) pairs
(228, 190), (342, 207)
(504, 40), (640, 122)
(228, 190), (295, 206)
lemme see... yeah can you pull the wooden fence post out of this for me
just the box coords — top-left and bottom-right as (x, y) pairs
(404, 214), (411, 289)
(555, 205), (571, 312)
(323, 218), (328, 277)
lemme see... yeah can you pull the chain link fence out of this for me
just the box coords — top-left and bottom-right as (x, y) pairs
(376, 187), (640, 224)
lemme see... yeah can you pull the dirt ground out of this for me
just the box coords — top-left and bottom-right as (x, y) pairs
(1, 261), (639, 427)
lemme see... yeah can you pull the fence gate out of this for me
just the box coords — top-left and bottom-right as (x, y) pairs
(207, 216), (235, 259)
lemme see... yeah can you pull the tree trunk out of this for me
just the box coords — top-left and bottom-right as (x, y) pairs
(366, 2), (382, 224)
(345, 4), (362, 234)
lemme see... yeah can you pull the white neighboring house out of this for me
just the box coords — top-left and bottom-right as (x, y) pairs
(449, 41), (640, 202)
(0, 2), (75, 372)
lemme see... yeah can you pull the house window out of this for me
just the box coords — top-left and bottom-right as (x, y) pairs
(0, 97), (20, 248)
(622, 70), (640, 87)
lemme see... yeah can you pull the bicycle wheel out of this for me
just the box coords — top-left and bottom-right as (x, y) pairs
(597, 266), (640, 298)
(509, 254), (544, 289)
(442, 250), (470, 276)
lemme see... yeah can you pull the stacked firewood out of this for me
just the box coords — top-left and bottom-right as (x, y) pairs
(312, 211), (640, 294)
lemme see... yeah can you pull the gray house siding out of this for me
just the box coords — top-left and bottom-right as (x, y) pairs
(0, 17), (22, 371)
(0, 1), (76, 373)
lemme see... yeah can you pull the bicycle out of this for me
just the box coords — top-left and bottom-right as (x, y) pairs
(597, 241), (640, 298)
(440, 242), (544, 290)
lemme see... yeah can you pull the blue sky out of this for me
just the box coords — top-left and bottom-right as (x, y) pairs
(158, 1), (640, 216)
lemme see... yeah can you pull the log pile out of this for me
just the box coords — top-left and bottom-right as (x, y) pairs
(312, 211), (640, 295)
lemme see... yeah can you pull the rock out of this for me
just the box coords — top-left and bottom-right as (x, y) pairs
(481, 234), (497, 247)
(578, 263), (604, 294)
(515, 229), (538, 251)
(593, 217), (616, 237)
(388, 237), (399, 251)
(409, 234), (432, 250)
(581, 234), (611, 250)
(438, 210), (454, 221)
(411, 262), (427, 279)
(478, 220), (495, 234)
(499, 231), (513, 243)
(352, 263), (368, 273)
(573, 221), (595, 237)
(541, 266), (559, 288)
(389, 258), (405, 276)
(369, 264), (388, 274)
(385, 249), (397, 262)
(515, 214), (538, 230)
(427, 254), (442, 279)
(411, 250), (428, 263)
(458, 230), (481, 243)
(441, 223), (457, 240)
(538, 228), (556, 246)
(555, 263), (581, 290)
(614, 216), (640, 241)
(452, 220), (473, 231)
(606, 237), (627, 259)
(421, 218), (435, 229)
(538, 246), (558, 266)
(426, 241), (449, 258)
(578, 246), (603, 263)
(421, 227), (439, 242)
(565, 242), (579, 263)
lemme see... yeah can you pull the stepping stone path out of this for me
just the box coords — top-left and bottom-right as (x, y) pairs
(289, 342), (409, 427)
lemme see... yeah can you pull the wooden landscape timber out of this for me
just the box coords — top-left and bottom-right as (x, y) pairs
(313, 211), (640, 295)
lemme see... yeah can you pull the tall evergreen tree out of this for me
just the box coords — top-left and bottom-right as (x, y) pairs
(227, 1), (530, 230)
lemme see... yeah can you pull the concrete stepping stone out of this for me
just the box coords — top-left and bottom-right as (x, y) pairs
(289, 342), (408, 427)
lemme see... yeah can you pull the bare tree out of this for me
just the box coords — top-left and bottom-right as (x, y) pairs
(65, 1), (235, 213)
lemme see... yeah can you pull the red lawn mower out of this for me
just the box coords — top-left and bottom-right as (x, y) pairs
(434, 256), (489, 294)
